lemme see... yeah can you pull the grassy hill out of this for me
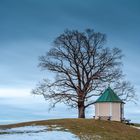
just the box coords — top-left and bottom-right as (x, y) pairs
(0, 119), (140, 140)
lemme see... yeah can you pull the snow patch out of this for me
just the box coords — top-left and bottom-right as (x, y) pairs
(132, 126), (140, 130)
(0, 125), (79, 140)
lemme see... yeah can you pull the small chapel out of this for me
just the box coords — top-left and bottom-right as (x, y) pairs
(94, 87), (125, 121)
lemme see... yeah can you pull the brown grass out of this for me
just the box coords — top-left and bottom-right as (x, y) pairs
(0, 119), (140, 140)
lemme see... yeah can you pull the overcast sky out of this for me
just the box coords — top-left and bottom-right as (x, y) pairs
(0, 0), (140, 123)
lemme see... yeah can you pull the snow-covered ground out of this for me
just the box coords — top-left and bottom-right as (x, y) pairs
(132, 126), (140, 130)
(0, 125), (79, 140)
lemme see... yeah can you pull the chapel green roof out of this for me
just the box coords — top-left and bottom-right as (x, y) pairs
(94, 87), (124, 103)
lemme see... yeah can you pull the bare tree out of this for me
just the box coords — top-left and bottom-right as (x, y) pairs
(32, 29), (135, 118)
(113, 80), (136, 102)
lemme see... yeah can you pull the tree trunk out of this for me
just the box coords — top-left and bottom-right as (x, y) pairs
(78, 101), (85, 118)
